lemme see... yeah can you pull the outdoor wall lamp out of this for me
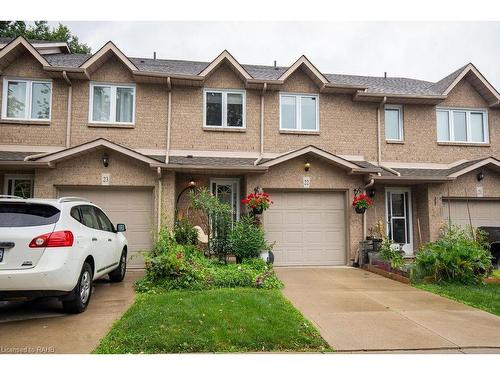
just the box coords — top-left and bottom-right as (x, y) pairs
(102, 153), (109, 167)
(304, 162), (311, 172)
(189, 179), (196, 187)
(368, 188), (376, 198)
(477, 171), (484, 182)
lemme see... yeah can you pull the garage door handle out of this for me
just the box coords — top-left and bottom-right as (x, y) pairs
(92, 237), (98, 242)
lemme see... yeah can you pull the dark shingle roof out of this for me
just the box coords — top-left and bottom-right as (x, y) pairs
(0, 37), (67, 45)
(168, 156), (258, 167)
(380, 159), (488, 178)
(0, 151), (36, 161)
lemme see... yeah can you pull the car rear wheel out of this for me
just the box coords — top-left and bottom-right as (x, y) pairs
(62, 262), (93, 314)
(108, 250), (127, 283)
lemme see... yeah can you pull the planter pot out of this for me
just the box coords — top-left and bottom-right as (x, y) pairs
(354, 206), (366, 214)
(252, 206), (264, 215)
(260, 250), (274, 264)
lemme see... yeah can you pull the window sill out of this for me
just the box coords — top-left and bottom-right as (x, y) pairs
(88, 123), (135, 129)
(437, 142), (490, 147)
(0, 119), (51, 126)
(279, 130), (320, 135)
(203, 126), (246, 133)
(386, 140), (405, 144)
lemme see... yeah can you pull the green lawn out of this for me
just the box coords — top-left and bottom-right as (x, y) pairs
(492, 270), (500, 279)
(416, 282), (500, 316)
(94, 288), (330, 353)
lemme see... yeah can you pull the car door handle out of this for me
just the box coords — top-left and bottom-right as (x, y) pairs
(92, 237), (98, 242)
(108, 238), (112, 242)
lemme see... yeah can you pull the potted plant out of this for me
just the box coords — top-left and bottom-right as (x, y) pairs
(241, 191), (273, 215)
(352, 193), (373, 214)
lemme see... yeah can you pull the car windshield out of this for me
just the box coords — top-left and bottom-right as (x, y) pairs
(0, 202), (60, 227)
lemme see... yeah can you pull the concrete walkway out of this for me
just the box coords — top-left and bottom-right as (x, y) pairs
(0, 270), (142, 354)
(276, 267), (500, 353)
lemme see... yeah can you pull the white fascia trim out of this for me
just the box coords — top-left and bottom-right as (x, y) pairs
(443, 64), (500, 103)
(278, 55), (328, 85)
(379, 161), (453, 170)
(447, 158), (500, 178)
(199, 50), (252, 80)
(338, 154), (366, 162)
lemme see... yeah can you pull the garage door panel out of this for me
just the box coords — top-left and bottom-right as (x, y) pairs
(443, 200), (500, 228)
(264, 191), (346, 266)
(57, 187), (153, 268)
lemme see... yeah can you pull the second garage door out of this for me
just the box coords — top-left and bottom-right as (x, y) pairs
(443, 199), (500, 227)
(57, 187), (154, 268)
(264, 191), (347, 266)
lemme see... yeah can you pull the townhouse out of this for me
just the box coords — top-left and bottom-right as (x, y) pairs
(1, 36), (499, 267)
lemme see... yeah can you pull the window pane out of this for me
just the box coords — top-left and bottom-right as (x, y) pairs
(391, 193), (405, 217)
(92, 86), (111, 122)
(385, 108), (401, 140)
(31, 82), (51, 119)
(94, 208), (115, 232)
(116, 87), (134, 123)
(437, 111), (450, 141)
(227, 93), (243, 127)
(301, 96), (317, 130)
(12, 179), (33, 198)
(470, 112), (485, 142)
(6, 81), (27, 118)
(0, 203), (60, 228)
(392, 218), (407, 244)
(206, 92), (222, 126)
(453, 111), (467, 141)
(80, 205), (99, 229)
(281, 96), (296, 129)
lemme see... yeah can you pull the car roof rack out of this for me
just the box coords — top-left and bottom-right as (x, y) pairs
(58, 197), (91, 203)
(0, 195), (25, 199)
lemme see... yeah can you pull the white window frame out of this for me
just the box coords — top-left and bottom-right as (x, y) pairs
(279, 92), (320, 132)
(203, 88), (246, 129)
(1, 77), (53, 121)
(436, 107), (489, 144)
(89, 82), (136, 125)
(3, 174), (34, 198)
(384, 104), (404, 141)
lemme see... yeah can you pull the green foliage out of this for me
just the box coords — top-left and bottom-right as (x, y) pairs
(174, 218), (198, 246)
(378, 237), (405, 269)
(228, 215), (268, 262)
(412, 225), (493, 284)
(0, 21), (91, 53)
(137, 226), (282, 292)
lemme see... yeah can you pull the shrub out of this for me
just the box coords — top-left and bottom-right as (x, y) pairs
(228, 215), (268, 263)
(174, 218), (198, 245)
(378, 237), (405, 270)
(412, 225), (493, 284)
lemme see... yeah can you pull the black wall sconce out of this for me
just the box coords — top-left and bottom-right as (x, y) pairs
(368, 188), (376, 198)
(304, 161), (311, 172)
(477, 171), (484, 182)
(102, 153), (109, 167)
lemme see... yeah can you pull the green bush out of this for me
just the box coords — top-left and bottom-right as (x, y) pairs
(174, 218), (198, 245)
(412, 225), (493, 284)
(228, 215), (268, 263)
(137, 227), (283, 292)
(378, 237), (405, 269)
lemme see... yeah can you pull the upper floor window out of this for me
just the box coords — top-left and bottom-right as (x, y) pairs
(1, 78), (52, 121)
(437, 108), (488, 143)
(203, 89), (245, 128)
(280, 93), (319, 132)
(89, 82), (135, 125)
(385, 105), (403, 141)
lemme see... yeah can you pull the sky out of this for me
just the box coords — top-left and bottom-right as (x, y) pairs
(53, 21), (500, 88)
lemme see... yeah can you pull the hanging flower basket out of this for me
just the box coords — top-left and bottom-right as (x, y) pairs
(242, 192), (273, 215)
(352, 193), (373, 214)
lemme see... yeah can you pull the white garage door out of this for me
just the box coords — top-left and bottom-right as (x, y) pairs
(58, 187), (154, 268)
(264, 191), (346, 266)
(443, 199), (500, 227)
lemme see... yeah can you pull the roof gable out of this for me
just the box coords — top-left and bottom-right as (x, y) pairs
(28, 138), (160, 166)
(198, 50), (252, 81)
(447, 157), (500, 178)
(278, 55), (328, 87)
(0, 36), (50, 73)
(80, 41), (138, 74)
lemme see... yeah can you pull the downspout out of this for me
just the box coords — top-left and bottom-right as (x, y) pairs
(254, 83), (267, 165)
(63, 71), (72, 148)
(377, 96), (387, 166)
(363, 178), (375, 240)
(157, 167), (162, 233)
(165, 77), (172, 164)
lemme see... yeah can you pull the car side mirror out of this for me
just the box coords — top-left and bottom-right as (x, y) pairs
(116, 223), (126, 232)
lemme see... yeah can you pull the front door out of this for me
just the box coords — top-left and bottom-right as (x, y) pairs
(210, 178), (240, 222)
(386, 188), (413, 256)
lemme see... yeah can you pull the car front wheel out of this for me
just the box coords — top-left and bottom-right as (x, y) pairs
(108, 249), (127, 283)
(62, 262), (93, 314)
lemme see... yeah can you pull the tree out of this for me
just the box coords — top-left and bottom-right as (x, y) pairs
(0, 21), (91, 54)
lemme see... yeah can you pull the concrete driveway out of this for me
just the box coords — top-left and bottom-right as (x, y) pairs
(276, 267), (500, 353)
(0, 270), (142, 354)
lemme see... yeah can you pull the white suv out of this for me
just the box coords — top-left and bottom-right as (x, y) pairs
(0, 196), (128, 313)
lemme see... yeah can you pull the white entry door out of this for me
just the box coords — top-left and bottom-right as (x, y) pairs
(386, 188), (413, 255)
(210, 178), (240, 222)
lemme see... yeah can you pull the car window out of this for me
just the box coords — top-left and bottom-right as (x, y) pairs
(70, 206), (82, 223)
(79, 205), (99, 229)
(0, 203), (60, 227)
(93, 207), (115, 232)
